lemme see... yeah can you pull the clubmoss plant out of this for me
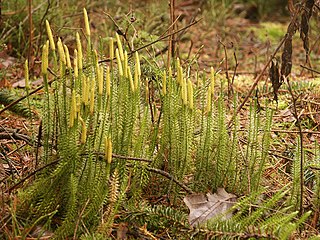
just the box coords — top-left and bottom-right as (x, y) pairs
(14, 7), (313, 239)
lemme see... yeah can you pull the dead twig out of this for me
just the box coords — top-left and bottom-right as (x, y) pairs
(8, 159), (60, 193)
(300, 64), (320, 75)
(231, 50), (239, 95)
(7, 152), (193, 195)
(146, 167), (194, 194)
(0, 132), (35, 146)
(271, 129), (320, 135)
(218, 40), (230, 96)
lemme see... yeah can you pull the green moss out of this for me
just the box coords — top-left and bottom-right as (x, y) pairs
(250, 22), (287, 43)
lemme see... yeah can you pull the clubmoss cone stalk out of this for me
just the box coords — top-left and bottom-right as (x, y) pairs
(83, 8), (91, 37)
(134, 64), (139, 92)
(176, 57), (181, 71)
(182, 78), (187, 105)
(98, 65), (103, 95)
(145, 79), (149, 102)
(210, 67), (215, 95)
(82, 76), (89, 105)
(106, 66), (111, 97)
(24, 60), (29, 90)
(187, 79), (193, 110)
(79, 117), (87, 144)
(69, 90), (77, 127)
(76, 33), (83, 70)
(74, 49), (78, 78)
(123, 51), (128, 78)
(135, 52), (141, 76)
(45, 20), (55, 51)
(128, 67), (134, 92)
(116, 49), (123, 76)
(90, 78), (95, 114)
(178, 66), (183, 85)
(115, 33), (124, 61)
(207, 85), (212, 113)
(64, 44), (71, 69)
(76, 94), (81, 115)
(105, 136), (112, 164)
(162, 70), (166, 96)
(57, 38), (66, 65)
(41, 41), (49, 75)
(109, 37), (114, 60)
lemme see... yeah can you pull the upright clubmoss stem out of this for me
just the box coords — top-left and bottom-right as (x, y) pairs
(69, 90), (77, 127)
(115, 49), (123, 76)
(79, 117), (87, 144)
(128, 67), (134, 92)
(162, 70), (167, 96)
(57, 38), (66, 65)
(134, 64), (139, 92)
(109, 37), (114, 70)
(90, 78), (95, 115)
(109, 37), (114, 59)
(41, 41), (49, 76)
(181, 78), (187, 105)
(106, 66), (111, 97)
(64, 44), (72, 69)
(105, 136), (112, 164)
(45, 20), (55, 51)
(74, 49), (78, 81)
(45, 20), (57, 67)
(83, 8), (91, 48)
(187, 79), (193, 110)
(135, 51), (141, 76)
(115, 33), (124, 61)
(82, 76), (89, 105)
(210, 67), (215, 95)
(207, 85), (212, 113)
(76, 32), (83, 72)
(123, 51), (128, 78)
(98, 65), (103, 96)
(178, 66), (183, 85)
(41, 41), (50, 164)
(25, 60), (29, 90)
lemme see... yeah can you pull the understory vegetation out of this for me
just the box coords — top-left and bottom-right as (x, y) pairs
(1, 0), (320, 239)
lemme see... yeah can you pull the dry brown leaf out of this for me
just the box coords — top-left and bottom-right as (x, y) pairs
(117, 222), (128, 240)
(183, 188), (237, 227)
(269, 59), (282, 102)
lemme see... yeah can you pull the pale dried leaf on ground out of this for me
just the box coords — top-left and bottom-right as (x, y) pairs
(184, 188), (237, 227)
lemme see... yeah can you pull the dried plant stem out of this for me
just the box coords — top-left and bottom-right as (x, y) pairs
(168, 0), (176, 68)
(219, 41), (230, 95)
(146, 167), (194, 194)
(27, 0), (33, 66)
(271, 129), (320, 135)
(300, 64), (320, 75)
(7, 153), (193, 194)
(231, 51), (239, 94)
